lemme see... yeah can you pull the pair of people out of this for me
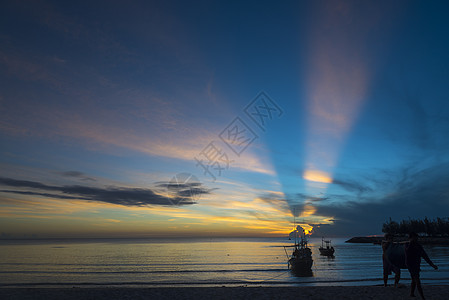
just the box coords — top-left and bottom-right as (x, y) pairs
(382, 232), (438, 299)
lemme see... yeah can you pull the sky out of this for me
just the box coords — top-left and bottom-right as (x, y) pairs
(1, 0), (449, 239)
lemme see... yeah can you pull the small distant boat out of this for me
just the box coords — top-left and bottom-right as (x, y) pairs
(319, 237), (335, 257)
(283, 233), (313, 275)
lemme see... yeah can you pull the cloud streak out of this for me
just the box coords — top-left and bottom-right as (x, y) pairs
(0, 177), (213, 207)
(332, 177), (373, 194)
(58, 171), (96, 182)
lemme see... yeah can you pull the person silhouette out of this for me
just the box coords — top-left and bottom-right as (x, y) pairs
(382, 233), (401, 287)
(405, 232), (438, 299)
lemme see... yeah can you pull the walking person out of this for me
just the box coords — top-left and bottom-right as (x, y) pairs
(405, 232), (438, 299)
(382, 233), (401, 287)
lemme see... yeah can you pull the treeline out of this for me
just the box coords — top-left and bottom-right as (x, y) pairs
(382, 217), (449, 236)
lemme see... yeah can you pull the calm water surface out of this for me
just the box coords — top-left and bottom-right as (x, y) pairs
(1, 237), (448, 287)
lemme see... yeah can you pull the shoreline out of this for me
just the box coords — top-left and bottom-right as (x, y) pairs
(1, 285), (449, 300)
(346, 236), (449, 245)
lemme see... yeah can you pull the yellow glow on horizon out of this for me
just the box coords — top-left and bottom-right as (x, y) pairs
(0, 182), (337, 238)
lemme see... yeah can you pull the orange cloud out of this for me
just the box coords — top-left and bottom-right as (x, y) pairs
(303, 170), (333, 184)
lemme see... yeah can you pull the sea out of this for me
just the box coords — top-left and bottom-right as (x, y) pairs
(1, 237), (448, 287)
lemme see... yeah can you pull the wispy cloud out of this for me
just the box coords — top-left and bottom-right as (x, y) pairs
(332, 177), (373, 194)
(0, 177), (213, 207)
(58, 171), (96, 182)
(0, 4), (275, 178)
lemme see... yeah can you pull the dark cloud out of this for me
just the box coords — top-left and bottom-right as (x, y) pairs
(312, 162), (449, 236)
(157, 181), (202, 188)
(295, 193), (329, 203)
(0, 177), (53, 190)
(59, 171), (96, 181)
(332, 178), (373, 194)
(153, 173), (215, 206)
(255, 162), (449, 236)
(155, 180), (215, 201)
(0, 177), (213, 207)
(0, 190), (90, 200)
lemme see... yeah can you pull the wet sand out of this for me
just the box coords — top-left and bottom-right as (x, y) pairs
(1, 285), (449, 300)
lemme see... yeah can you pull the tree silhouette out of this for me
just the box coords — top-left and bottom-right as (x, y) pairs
(382, 217), (449, 236)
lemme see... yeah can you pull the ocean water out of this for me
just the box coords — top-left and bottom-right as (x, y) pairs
(0, 237), (448, 287)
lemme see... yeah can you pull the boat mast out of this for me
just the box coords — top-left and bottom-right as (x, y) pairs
(293, 208), (297, 248)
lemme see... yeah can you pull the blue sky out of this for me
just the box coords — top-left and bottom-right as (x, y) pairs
(1, 0), (449, 238)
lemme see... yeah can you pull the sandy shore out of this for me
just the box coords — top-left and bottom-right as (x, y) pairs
(1, 285), (449, 300)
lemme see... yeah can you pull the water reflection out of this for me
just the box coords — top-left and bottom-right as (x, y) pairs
(1, 237), (448, 286)
(320, 255), (335, 260)
(291, 269), (314, 277)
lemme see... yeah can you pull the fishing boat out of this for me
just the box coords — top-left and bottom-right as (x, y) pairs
(283, 231), (313, 275)
(319, 237), (335, 257)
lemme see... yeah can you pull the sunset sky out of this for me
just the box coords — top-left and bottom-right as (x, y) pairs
(1, 0), (449, 238)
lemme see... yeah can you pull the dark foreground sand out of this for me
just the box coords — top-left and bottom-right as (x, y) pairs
(1, 286), (449, 300)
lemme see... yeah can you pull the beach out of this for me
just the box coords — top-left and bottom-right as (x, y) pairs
(2, 286), (449, 300)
